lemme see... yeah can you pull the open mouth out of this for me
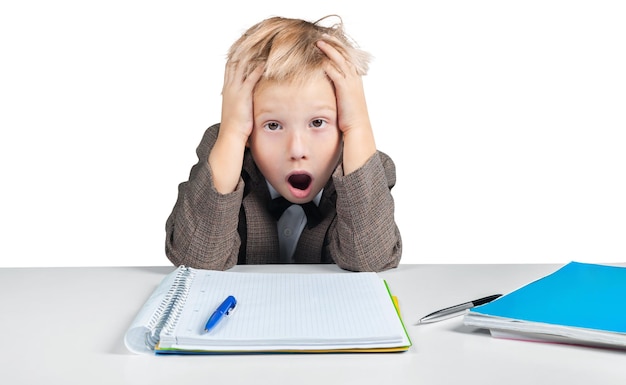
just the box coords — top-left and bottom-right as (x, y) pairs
(288, 174), (312, 190)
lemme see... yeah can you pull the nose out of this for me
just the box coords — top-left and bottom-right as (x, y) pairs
(288, 130), (307, 160)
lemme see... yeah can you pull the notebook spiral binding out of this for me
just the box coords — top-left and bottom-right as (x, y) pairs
(145, 266), (196, 350)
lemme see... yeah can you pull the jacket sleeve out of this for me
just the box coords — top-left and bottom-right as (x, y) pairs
(328, 151), (403, 272)
(165, 124), (242, 270)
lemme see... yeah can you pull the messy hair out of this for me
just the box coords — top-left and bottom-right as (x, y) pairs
(227, 15), (372, 84)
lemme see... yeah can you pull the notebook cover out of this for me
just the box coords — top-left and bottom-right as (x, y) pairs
(468, 261), (626, 333)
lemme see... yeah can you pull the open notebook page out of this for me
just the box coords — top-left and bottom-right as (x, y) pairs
(159, 271), (408, 350)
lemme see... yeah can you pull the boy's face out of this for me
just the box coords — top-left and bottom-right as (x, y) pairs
(249, 73), (341, 204)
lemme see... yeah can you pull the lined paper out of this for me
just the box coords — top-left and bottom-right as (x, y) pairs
(158, 270), (408, 350)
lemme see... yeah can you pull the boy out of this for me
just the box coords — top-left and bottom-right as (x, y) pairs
(165, 16), (402, 272)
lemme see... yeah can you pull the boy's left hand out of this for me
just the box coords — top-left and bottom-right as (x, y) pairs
(316, 38), (376, 173)
(316, 39), (370, 136)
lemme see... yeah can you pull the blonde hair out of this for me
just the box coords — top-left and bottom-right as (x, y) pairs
(227, 15), (371, 84)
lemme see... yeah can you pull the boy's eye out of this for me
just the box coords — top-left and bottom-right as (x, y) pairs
(265, 122), (282, 131)
(310, 119), (326, 128)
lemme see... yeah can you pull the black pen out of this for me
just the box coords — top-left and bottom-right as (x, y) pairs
(418, 294), (502, 324)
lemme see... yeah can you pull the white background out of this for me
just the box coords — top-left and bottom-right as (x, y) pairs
(1, 1), (624, 267)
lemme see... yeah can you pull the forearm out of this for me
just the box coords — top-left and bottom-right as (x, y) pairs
(165, 159), (243, 270)
(208, 127), (248, 194)
(341, 124), (377, 175)
(329, 152), (402, 272)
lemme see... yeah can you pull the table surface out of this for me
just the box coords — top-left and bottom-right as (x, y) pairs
(1, 263), (625, 385)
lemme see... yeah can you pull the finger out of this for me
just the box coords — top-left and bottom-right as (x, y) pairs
(321, 59), (345, 82)
(243, 63), (265, 89)
(223, 61), (236, 86)
(316, 40), (355, 77)
(316, 40), (344, 63)
(316, 42), (341, 78)
(222, 61), (246, 94)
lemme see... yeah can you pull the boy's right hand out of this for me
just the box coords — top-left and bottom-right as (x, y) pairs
(219, 61), (265, 144)
(209, 61), (264, 194)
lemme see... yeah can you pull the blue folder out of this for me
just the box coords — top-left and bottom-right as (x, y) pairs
(464, 261), (626, 348)
(474, 261), (626, 332)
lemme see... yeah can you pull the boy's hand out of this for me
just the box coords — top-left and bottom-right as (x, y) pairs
(220, 61), (265, 143)
(209, 61), (264, 194)
(316, 39), (376, 174)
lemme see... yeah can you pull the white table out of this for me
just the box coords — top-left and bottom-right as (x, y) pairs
(1, 264), (624, 384)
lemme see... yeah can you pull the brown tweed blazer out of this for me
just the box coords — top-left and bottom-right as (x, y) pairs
(165, 124), (402, 272)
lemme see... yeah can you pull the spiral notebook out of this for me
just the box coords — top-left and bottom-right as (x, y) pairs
(124, 266), (411, 354)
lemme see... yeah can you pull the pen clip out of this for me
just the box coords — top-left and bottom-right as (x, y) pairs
(225, 301), (237, 316)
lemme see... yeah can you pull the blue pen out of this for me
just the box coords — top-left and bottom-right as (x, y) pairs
(204, 295), (237, 333)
